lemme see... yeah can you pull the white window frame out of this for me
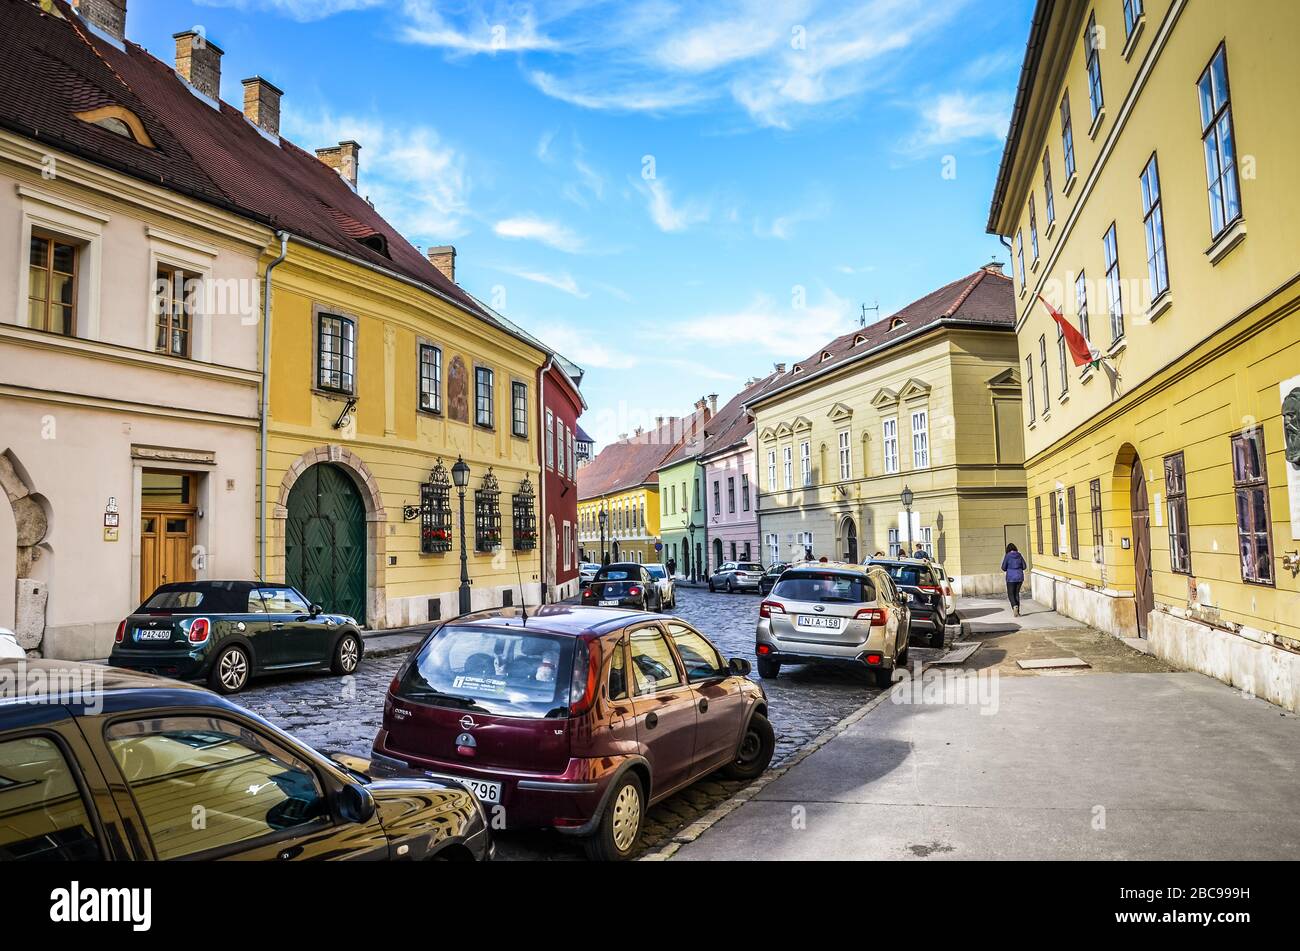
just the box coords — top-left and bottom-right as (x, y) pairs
(545, 410), (554, 470)
(911, 410), (929, 469)
(767, 450), (777, 491)
(800, 440), (812, 487)
(883, 418), (899, 474)
(766, 533), (779, 565)
(838, 429), (852, 480)
(888, 528), (901, 558)
(782, 445), (793, 490)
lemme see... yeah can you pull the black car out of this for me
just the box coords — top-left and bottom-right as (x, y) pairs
(579, 563), (664, 611)
(110, 580), (364, 694)
(0, 659), (491, 861)
(758, 563), (793, 597)
(867, 558), (948, 648)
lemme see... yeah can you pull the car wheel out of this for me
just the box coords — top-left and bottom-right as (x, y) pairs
(584, 773), (644, 861)
(929, 625), (946, 649)
(946, 612), (959, 626)
(897, 644), (910, 669)
(871, 665), (896, 688)
(727, 579), (735, 594)
(723, 713), (775, 780)
(756, 656), (780, 679)
(332, 632), (361, 675)
(708, 580), (715, 592)
(209, 644), (250, 694)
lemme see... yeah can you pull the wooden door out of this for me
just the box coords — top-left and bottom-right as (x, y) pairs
(139, 512), (195, 597)
(1129, 455), (1154, 637)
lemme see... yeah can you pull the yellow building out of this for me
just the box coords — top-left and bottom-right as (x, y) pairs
(749, 266), (1026, 594)
(989, 0), (1300, 707)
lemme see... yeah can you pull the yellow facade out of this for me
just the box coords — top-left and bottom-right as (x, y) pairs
(577, 486), (662, 565)
(751, 320), (1026, 592)
(263, 242), (546, 627)
(991, 0), (1300, 704)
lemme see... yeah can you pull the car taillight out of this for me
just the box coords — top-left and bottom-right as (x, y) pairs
(115, 620), (127, 644)
(864, 652), (883, 666)
(918, 585), (942, 593)
(759, 601), (785, 619)
(629, 586), (641, 597)
(187, 617), (211, 643)
(568, 640), (598, 715)
(854, 608), (887, 624)
(582, 588), (595, 600)
(756, 644), (772, 655)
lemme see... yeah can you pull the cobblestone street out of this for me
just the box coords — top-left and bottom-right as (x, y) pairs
(239, 586), (922, 859)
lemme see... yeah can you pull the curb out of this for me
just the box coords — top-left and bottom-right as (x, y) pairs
(639, 676), (908, 861)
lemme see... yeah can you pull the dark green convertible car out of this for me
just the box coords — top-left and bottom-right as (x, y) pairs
(110, 580), (364, 694)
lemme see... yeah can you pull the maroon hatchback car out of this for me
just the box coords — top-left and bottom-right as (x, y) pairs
(371, 605), (774, 860)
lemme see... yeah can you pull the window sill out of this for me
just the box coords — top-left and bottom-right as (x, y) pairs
(1041, 411), (1052, 423)
(417, 407), (443, 419)
(1081, 365), (1094, 384)
(475, 423), (496, 433)
(1044, 220), (1057, 240)
(1018, 284), (1028, 299)
(1108, 337), (1127, 357)
(1028, 420), (1037, 431)
(1206, 218), (1246, 266)
(1145, 290), (1173, 322)
(1058, 391), (1070, 404)
(1062, 172), (1078, 197)
(313, 388), (355, 401)
(1030, 256), (1040, 274)
(1122, 17), (1146, 61)
(511, 432), (529, 441)
(1088, 107), (1106, 141)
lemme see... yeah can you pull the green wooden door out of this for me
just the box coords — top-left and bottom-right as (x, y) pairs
(286, 463), (367, 625)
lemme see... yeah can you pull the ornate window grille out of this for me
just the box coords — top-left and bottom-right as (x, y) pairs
(513, 475), (538, 551)
(474, 468), (502, 552)
(419, 459), (453, 554)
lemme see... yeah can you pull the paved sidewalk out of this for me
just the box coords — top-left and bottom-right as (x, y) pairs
(674, 598), (1300, 861)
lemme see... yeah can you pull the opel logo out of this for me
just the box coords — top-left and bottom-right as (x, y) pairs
(459, 715), (477, 730)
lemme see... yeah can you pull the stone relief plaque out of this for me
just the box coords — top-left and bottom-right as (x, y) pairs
(448, 355), (469, 423)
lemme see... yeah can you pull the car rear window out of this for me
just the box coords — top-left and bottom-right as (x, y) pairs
(397, 626), (578, 719)
(738, 563), (763, 572)
(772, 572), (875, 603)
(140, 584), (250, 613)
(597, 568), (637, 581)
(875, 564), (934, 587)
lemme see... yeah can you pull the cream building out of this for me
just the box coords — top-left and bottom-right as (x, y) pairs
(750, 266), (1026, 594)
(988, 0), (1300, 708)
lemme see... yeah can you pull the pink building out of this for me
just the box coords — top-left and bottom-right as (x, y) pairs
(701, 373), (780, 571)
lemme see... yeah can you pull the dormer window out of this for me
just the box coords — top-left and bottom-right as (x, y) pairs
(792, 365), (802, 374)
(74, 107), (155, 148)
(820, 351), (832, 362)
(854, 334), (866, 346)
(890, 318), (907, 331)
(358, 233), (389, 257)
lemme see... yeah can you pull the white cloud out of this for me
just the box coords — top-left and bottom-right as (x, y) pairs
(496, 265), (589, 298)
(528, 71), (710, 113)
(493, 215), (586, 253)
(637, 178), (710, 233)
(666, 289), (855, 358)
(533, 322), (638, 370)
(397, 1), (559, 53)
(283, 111), (470, 240)
(904, 91), (1011, 153)
(195, 0), (383, 21)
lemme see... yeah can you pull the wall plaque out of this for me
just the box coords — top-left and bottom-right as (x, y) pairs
(448, 355), (469, 423)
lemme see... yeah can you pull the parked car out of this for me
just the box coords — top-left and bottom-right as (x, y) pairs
(372, 605), (774, 860)
(868, 558), (951, 648)
(708, 561), (765, 593)
(0, 628), (23, 660)
(578, 563), (601, 587)
(0, 658), (491, 861)
(644, 563), (677, 609)
(758, 563), (793, 597)
(580, 563), (664, 612)
(756, 562), (911, 687)
(109, 580), (364, 695)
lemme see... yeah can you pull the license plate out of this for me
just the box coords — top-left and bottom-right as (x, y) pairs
(599, 600), (619, 607)
(135, 630), (172, 641)
(425, 772), (502, 803)
(797, 615), (841, 629)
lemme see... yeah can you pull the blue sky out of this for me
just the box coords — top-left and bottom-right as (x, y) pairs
(128, 0), (1034, 446)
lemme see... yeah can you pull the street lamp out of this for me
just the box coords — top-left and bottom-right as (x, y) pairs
(687, 520), (698, 582)
(598, 506), (608, 565)
(452, 455), (471, 614)
(901, 485), (914, 556)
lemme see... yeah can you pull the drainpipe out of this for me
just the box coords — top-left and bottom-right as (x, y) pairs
(258, 232), (290, 581)
(537, 354), (557, 603)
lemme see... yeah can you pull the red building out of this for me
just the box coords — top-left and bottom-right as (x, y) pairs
(539, 355), (585, 602)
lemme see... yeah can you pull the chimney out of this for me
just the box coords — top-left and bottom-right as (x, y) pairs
(774, 362), (786, 374)
(316, 140), (361, 189)
(427, 246), (456, 283)
(241, 76), (283, 137)
(983, 259), (1006, 275)
(707, 393), (718, 417)
(174, 31), (224, 100)
(74, 0), (127, 44)
(655, 416), (665, 430)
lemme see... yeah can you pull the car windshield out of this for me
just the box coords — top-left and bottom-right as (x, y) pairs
(772, 572), (874, 604)
(397, 626), (578, 719)
(597, 568), (636, 581)
(737, 563), (763, 572)
(645, 565), (666, 579)
(874, 564), (933, 587)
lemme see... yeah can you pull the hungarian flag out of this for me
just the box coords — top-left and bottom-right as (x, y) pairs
(1038, 293), (1100, 369)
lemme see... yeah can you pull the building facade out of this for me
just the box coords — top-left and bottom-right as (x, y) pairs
(539, 356), (585, 602)
(989, 0), (1300, 708)
(750, 267), (1026, 592)
(0, 0), (269, 659)
(655, 398), (715, 579)
(700, 374), (779, 570)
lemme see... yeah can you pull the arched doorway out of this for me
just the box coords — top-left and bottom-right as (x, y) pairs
(612, 540), (621, 562)
(286, 463), (367, 622)
(1114, 445), (1154, 637)
(713, 537), (723, 571)
(842, 516), (859, 563)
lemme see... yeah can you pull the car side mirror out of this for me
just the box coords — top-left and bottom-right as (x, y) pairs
(728, 657), (752, 677)
(900, 592), (913, 603)
(310, 604), (323, 617)
(337, 782), (376, 824)
(947, 577), (954, 583)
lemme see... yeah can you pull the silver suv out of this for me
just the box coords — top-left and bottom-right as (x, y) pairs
(755, 562), (911, 687)
(708, 561), (765, 593)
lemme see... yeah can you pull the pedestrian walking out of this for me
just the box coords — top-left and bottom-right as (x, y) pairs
(1001, 542), (1027, 616)
(667, 557), (676, 576)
